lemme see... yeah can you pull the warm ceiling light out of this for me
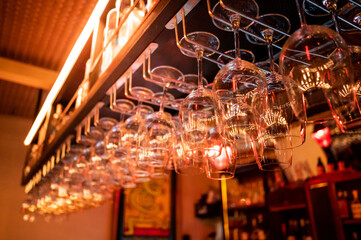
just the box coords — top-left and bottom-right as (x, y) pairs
(24, 0), (110, 146)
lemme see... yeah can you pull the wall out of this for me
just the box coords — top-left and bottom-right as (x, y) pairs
(0, 115), (113, 240)
(286, 123), (327, 181)
(176, 174), (220, 240)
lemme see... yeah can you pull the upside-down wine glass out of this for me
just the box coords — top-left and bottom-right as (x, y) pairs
(108, 98), (136, 188)
(321, 0), (361, 132)
(123, 86), (154, 186)
(179, 31), (231, 179)
(212, 0), (257, 67)
(279, 0), (355, 130)
(76, 123), (114, 205)
(246, 13), (299, 170)
(211, 0), (267, 167)
(217, 49), (255, 68)
(144, 66), (182, 178)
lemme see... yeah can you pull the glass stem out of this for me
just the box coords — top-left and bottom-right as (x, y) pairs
(295, 0), (307, 27)
(120, 113), (125, 123)
(136, 100), (143, 116)
(231, 15), (241, 59)
(262, 29), (275, 74)
(332, 12), (341, 33)
(160, 85), (168, 112)
(196, 48), (204, 88)
(267, 41), (275, 74)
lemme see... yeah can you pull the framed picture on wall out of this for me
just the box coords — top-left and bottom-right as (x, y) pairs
(114, 172), (175, 240)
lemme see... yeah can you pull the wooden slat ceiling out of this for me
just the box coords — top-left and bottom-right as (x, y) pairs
(0, 0), (99, 118)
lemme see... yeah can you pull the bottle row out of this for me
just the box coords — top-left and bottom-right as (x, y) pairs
(337, 188), (361, 219)
(228, 212), (266, 240)
(281, 218), (312, 240)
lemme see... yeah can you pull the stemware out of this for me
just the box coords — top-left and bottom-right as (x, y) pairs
(320, 1), (361, 132)
(211, 0), (267, 166)
(258, 147), (293, 171)
(178, 31), (224, 177)
(177, 74), (208, 94)
(96, 116), (118, 159)
(246, 13), (306, 153)
(302, 0), (330, 17)
(122, 86), (154, 186)
(108, 98), (136, 188)
(154, 91), (175, 105)
(167, 116), (182, 171)
(280, 0), (355, 128)
(144, 66), (180, 178)
(217, 49), (255, 68)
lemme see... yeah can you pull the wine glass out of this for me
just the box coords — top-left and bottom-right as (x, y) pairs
(177, 74), (208, 94)
(96, 116), (118, 162)
(319, 1), (361, 132)
(211, 0), (266, 166)
(179, 31), (234, 178)
(217, 49), (255, 68)
(122, 87), (154, 186)
(257, 147), (293, 171)
(154, 91), (175, 104)
(246, 13), (306, 153)
(211, 0), (257, 68)
(108, 98), (136, 187)
(211, 0), (259, 31)
(144, 66), (181, 178)
(326, 45), (361, 132)
(303, 0), (329, 17)
(280, 0), (354, 127)
(178, 31), (223, 177)
(166, 116), (181, 171)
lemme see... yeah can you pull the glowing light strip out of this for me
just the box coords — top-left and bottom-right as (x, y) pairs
(24, 0), (110, 146)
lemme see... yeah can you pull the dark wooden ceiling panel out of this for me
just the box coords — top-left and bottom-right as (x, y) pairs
(0, 0), (98, 70)
(0, 79), (39, 119)
(0, 0), (98, 118)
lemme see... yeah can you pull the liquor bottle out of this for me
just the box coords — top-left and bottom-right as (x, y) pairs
(287, 220), (296, 240)
(250, 218), (258, 240)
(300, 219), (313, 240)
(300, 218), (306, 238)
(281, 223), (287, 240)
(250, 216), (266, 240)
(257, 214), (266, 240)
(303, 220), (313, 240)
(337, 190), (349, 218)
(239, 213), (249, 240)
(233, 228), (239, 240)
(337, 158), (346, 171)
(350, 190), (361, 219)
(317, 158), (325, 175)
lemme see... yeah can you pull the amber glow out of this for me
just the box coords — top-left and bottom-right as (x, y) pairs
(210, 145), (230, 169)
(24, 0), (110, 146)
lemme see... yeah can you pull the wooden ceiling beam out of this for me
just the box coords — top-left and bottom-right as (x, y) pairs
(0, 57), (58, 90)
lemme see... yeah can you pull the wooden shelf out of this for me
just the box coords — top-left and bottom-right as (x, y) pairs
(228, 203), (266, 212)
(306, 171), (361, 186)
(269, 203), (307, 212)
(343, 219), (361, 225)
